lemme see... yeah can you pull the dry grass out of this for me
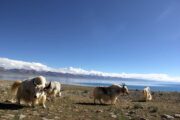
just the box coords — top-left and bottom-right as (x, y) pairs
(0, 80), (180, 120)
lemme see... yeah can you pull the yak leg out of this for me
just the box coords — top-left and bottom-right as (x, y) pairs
(58, 91), (62, 97)
(111, 98), (116, 105)
(39, 95), (47, 108)
(99, 99), (103, 104)
(32, 99), (38, 108)
(16, 95), (21, 105)
(94, 98), (96, 104)
(17, 98), (21, 105)
(54, 90), (57, 97)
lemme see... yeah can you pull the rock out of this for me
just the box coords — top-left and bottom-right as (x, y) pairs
(127, 116), (132, 120)
(42, 118), (49, 120)
(148, 106), (158, 113)
(83, 109), (88, 112)
(32, 111), (39, 116)
(5, 99), (13, 103)
(161, 114), (174, 119)
(40, 114), (47, 118)
(133, 103), (143, 109)
(151, 114), (158, 117)
(73, 106), (78, 109)
(125, 106), (130, 109)
(125, 112), (129, 116)
(96, 110), (103, 113)
(128, 111), (135, 114)
(1, 114), (15, 119)
(109, 112), (117, 118)
(1, 116), (9, 119)
(73, 109), (79, 112)
(7, 114), (15, 118)
(159, 93), (163, 96)
(3, 91), (7, 94)
(19, 114), (26, 119)
(140, 117), (148, 120)
(174, 114), (180, 118)
(111, 114), (117, 118)
(54, 116), (60, 119)
(109, 112), (115, 115)
(12, 110), (19, 113)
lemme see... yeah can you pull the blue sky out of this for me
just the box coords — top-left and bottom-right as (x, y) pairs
(0, 0), (180, 76)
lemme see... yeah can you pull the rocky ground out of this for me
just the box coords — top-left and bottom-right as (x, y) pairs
(0, 80), (180, 120)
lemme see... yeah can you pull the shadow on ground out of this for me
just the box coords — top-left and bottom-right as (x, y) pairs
(75, 102), (109, 106)
(132, 99), (146, 102)
(0, 102), (24, 110)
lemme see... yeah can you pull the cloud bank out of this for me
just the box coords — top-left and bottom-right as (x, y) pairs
(0, 57), (180, 82)
(0, 58), (53, 71)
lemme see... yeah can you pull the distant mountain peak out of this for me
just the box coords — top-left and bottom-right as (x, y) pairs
(0, 57), (180, 82)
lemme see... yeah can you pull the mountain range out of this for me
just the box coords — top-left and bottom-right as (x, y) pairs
(0, 57), (180, 83)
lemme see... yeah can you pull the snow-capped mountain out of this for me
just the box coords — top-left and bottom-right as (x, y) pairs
(0, 57), (180, 82)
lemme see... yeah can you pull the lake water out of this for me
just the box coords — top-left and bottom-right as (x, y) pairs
(77, 82), (180, 92)
(0, 73), (180, 92)
(57, 78), (180, 92)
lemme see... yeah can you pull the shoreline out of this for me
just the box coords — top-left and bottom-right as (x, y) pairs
(1, 79), (180, 92)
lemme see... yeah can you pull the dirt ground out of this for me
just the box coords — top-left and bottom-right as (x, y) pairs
(0, 80), (180, 120)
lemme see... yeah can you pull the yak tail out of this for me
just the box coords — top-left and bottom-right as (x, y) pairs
(11, 80), (22, 95)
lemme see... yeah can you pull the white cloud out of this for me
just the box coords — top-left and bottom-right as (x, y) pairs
(57, 67), (180, 82)
(0, 57), (180, 82)
(0, 58), (53, 71)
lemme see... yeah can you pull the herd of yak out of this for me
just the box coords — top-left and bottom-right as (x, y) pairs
(8, 76), (152, 108)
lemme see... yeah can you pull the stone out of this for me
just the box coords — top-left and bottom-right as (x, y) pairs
(109, 112), (115, 115)
(129, 111), (135, 114)
(73, 109), (79, 112)
(127, 116), (132, 120)
(54, 116), (60, 119)
(1, 114), (15, 119)
(32, 111), (39, 116)
(83, 109), (88, 112)
(7, 114), (15, 118)
(133, 103), (143, 109)
(111, 114), (117, 118)
(42, 118), (49, 120)
(96, 110), (103, 113)
(19, 114), (26, 119)
(140, 117), (148, 120)
(109, 112), (117, 118)
(125, 112), (129, 116)
(174, 114), (180, 118)
(161, 114), (174, 119)
(148, 106), (158, 113)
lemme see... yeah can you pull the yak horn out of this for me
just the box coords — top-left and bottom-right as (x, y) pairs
(44, 82), (51, 90)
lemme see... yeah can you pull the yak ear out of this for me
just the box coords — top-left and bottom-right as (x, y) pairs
(33, 78), (37, 86)
(44, 82), (51, 90)
(122, 83), (126, 87)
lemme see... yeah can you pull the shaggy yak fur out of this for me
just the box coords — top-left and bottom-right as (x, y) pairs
(46, 81), (61, 99)
(143, 86), (152, 101)
(93, 84), (129, 104)
(11, 76), (50, 108)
